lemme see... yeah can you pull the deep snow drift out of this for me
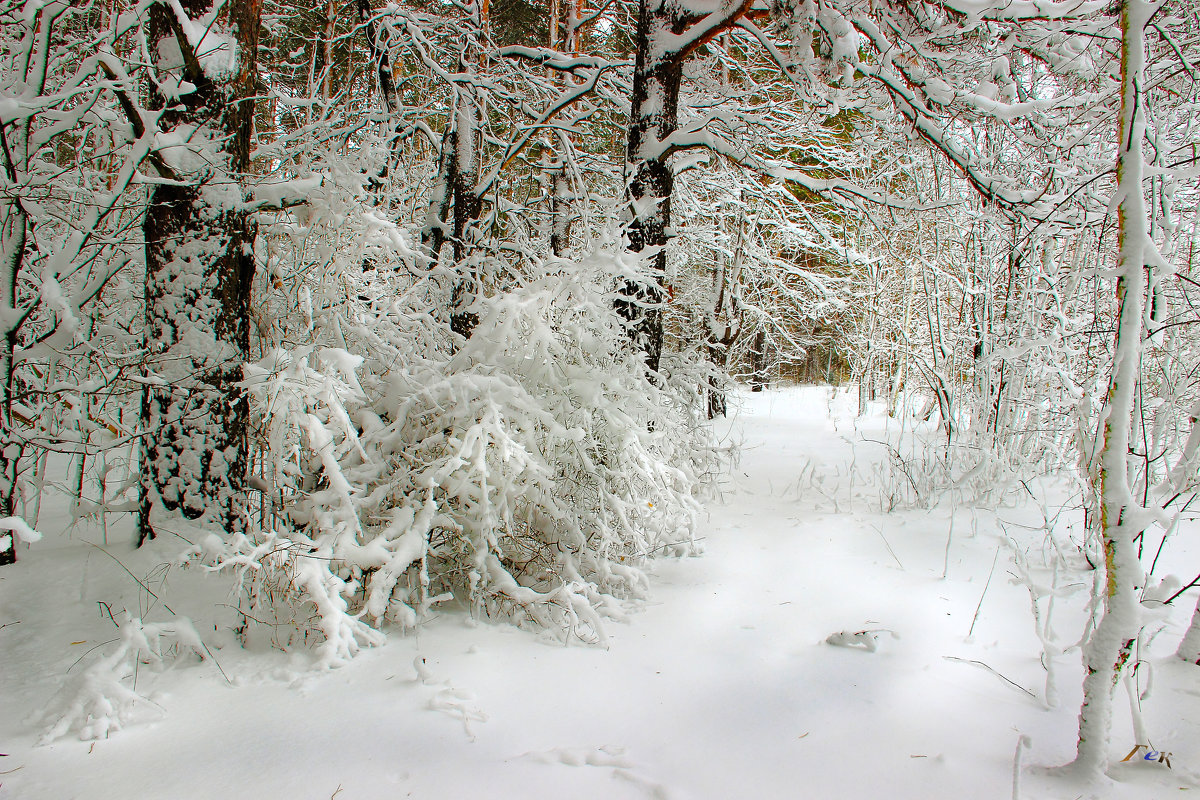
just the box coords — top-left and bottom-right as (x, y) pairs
(1, 386), (1197, 799)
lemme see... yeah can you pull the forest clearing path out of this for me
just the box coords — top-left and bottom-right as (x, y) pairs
(1, 387), (1197, 799)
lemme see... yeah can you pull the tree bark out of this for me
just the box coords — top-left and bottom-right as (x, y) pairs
(414, 75), (483, 340)
(617, 0), (750, 375)
(448, 93), (483, 339)
(140, 0), (262, 541)
(615, 0), (679, 376)
(750, 329), (768, 392)
(1071, 0), (1151, 776)
(706, 215), (741, 418)
(549, 159), (572, 258)
(0, 197), (25, 565)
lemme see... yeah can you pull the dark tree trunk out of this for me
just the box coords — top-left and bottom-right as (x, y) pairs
(615, 1), (681, 376)
(549, 163), (571, 257)
(422, 129), (456, 259)
(706, 348), (728, 418)
(449, 112), (483, 339)
(0, 173), (28, 565)
(706, 313), (734, 419)
(750, 330), (768, 392)
(419, 97), (484, 342)
(139, 0), (262, 542)
(617, 0), (751, 375)
(705, 211), (742, 419)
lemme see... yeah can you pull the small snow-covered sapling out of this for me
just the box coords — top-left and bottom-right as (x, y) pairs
(825, 628), (899, 652)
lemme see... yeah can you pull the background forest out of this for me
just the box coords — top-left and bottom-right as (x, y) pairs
(1, 0), (1200, 788)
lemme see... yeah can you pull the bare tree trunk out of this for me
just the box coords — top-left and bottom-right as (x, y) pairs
(750, 329), (768, 392)
(1071, 0), (1151, 776)
(448, 91), (483, 340)
(139, 0), (262, 542)
(706, 205), (742, 417)
(0, 197), (25, 565)
(321, 0), (336, 101)
(549, 159), (572, 258)
(407, 38), (483, 341)
(546, 2), (577, 258)
(615, 1), (678, 376)
(617, 0), (750, 375)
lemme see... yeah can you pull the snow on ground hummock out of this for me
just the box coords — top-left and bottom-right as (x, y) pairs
(1, 386), (1198, 799)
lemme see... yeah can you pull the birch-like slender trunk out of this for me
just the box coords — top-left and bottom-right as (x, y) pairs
(706, 205), (742, 418)
(1071, 0), (1151, 776)
(549, 154), (572, 258)
(548, 0), (580, 258)
(448, 89), (483, 340)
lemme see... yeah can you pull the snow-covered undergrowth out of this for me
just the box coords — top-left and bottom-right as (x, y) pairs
(849, 389), (1086, 514)
(4, 386), (1198, 800)
(35, 615), (208, 744)
(197, 200), (717, 664)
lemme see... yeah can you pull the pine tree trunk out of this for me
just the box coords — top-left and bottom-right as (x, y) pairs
(1071, 0), (1151, 776)
(140, 0), (262, 541)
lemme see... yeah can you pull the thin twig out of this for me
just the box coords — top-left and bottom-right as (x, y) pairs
(969, 544), (1001, 638)
(942, 515), (954, 580)
(1162, 572), (1200, 606)
(66, 638), (120, 674)
(194, 638), (233, 686)
(944, 656), (1037, 700)
(85, 543), (158, 600)
(872, 524), (904, 570)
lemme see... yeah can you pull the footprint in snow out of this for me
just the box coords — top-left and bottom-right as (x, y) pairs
(521, 745), (677, 799)
(428, 686), (487, 740)
(412, 656), (487, 740)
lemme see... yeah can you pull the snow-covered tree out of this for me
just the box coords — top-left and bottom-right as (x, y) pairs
(138, 0), (265, 539)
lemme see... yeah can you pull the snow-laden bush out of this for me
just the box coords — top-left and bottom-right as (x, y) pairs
(192, 243), (716, 666)
(38, 616), (207, 744)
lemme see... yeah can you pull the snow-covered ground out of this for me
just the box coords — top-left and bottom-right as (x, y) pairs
(2, 386), (1198, 799)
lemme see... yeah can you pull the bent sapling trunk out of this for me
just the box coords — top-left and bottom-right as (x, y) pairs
(1071, 0), (1152, 778)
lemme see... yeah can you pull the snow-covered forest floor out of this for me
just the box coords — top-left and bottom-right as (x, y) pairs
(2, 386), (1198, 799)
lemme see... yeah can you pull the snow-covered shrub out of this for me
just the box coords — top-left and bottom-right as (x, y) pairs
(1179, 598), (1200, 665)
(194, 223), (716, 664)
(860, 379), (1085, 512)
(37, 615), (207, 743)
(865, 423), (1030, 511)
